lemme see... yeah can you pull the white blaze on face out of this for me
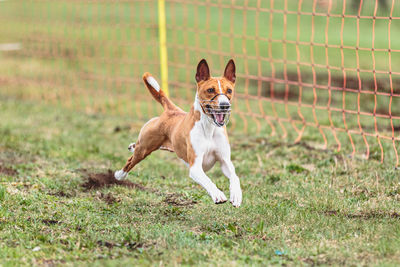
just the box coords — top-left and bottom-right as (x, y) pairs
(217, 79), (229, 105)
(214, 79), (229, 125)
(217, 80), (223, 94)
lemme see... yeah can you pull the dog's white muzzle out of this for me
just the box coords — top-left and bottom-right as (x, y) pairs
(198, 95), (231, 127)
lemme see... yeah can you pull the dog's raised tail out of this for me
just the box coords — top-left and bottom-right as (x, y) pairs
(143, 72), (176, 110)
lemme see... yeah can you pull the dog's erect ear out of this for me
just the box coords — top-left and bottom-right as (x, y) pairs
(223, 59), (236, 83)
(195, 59), (210, 83)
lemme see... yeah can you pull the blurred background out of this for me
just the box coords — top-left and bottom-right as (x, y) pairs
(1, 0), (400, 164)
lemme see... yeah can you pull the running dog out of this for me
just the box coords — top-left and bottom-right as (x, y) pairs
(114, 59), (242, 207)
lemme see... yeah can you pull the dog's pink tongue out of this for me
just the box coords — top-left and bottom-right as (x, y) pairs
(215, 113), (224, 124)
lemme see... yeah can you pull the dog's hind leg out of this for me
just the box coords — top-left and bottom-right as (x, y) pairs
(128, 142), (173, 154)
(115, 138), (163, 180)
(115, 118), (165, 180)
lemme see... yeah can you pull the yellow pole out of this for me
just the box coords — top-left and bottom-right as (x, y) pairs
(158, 0), (169, 96)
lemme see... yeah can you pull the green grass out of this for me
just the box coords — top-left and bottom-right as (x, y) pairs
(1, 97), (400, 266)
(1, 2), (400, 263)
(1, 0), (400, 163)
(0, 1), (399, 166)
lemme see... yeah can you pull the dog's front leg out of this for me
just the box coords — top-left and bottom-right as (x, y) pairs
(189, 157), (227, 204)
(220, 159), (242, 207)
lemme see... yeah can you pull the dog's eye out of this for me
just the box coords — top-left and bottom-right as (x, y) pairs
(207, 88), (215, 93)
(227, 88), (232, 94)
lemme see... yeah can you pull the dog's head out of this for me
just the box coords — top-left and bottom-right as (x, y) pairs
(195, 59), (236, 127)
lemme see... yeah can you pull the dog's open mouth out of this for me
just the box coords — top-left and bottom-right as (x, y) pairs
(204, 104), (230, 127)
(212, 111), (226, 126)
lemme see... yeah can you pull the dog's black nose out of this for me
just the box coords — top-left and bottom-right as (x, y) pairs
(220, 102), (231, 110)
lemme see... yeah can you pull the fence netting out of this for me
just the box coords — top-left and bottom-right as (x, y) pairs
(0, 0), (399, 166)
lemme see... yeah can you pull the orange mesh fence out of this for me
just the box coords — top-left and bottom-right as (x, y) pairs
(0, 0), (163, 119)
(0, 0), (400, 166)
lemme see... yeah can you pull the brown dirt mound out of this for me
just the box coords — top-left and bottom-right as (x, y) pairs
(163, 193), (197, 207)
(47, 190), (74, 198)
(42, 219), (60, 225)
(323, 210), (400, 219)
(96, 191), (119, 204)
(96, 240), (153, 251)
(81, 169), (147, 191)
(0, 165), (17, 176)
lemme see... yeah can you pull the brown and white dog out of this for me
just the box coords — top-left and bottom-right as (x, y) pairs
(114, 59), (242, 207)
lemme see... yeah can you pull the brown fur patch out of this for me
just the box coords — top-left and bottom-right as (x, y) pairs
(197, 77), (234, 103)
(169, 106), (201, 166)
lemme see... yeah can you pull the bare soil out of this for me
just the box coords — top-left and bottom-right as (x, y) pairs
(0, 165), (17, 176)
(163, 193), (197, 207)
(81, 169), (147, 191)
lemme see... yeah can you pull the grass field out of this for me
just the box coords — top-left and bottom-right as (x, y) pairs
(1, 1), (400, 265)
(1, 97), (400, 266)
(1, 0), (400, 164)
(0, 0), (400, 136)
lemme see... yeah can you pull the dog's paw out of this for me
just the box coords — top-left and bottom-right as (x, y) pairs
(114, 170), (128, 180)
(230, 186), (242, 207)
(210, 189), (227, 204)
(128, 143), (136, 153)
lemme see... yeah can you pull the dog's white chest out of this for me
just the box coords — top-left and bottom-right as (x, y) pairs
(197, 138), (219, 172)
(190, 120), (229, 171)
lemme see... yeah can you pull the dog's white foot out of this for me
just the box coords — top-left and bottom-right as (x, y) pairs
(230, 184), (242, 207)
(128, 143), (136, 153)
(210, 188), (227, 204)
(114, 170), (128, 180)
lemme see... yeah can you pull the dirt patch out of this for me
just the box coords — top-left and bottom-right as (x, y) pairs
(80, 170), (198, 206)
(38, 259), (66, 267)
(323, 210), (400, 219)
(81, 169), (147, 191)
(96, 240), (154, 251)
(324, 210), (338, 216)
(97, 240), (116, 249)
(345, 211), (400, 219)
(96, 191), (119, 204)
(163, 193), (197, 207)
(301, 256), (346, 266)
(0, 165), (17, 176)
(47, 190), (75, 198)
(42, 219), (60, 225)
